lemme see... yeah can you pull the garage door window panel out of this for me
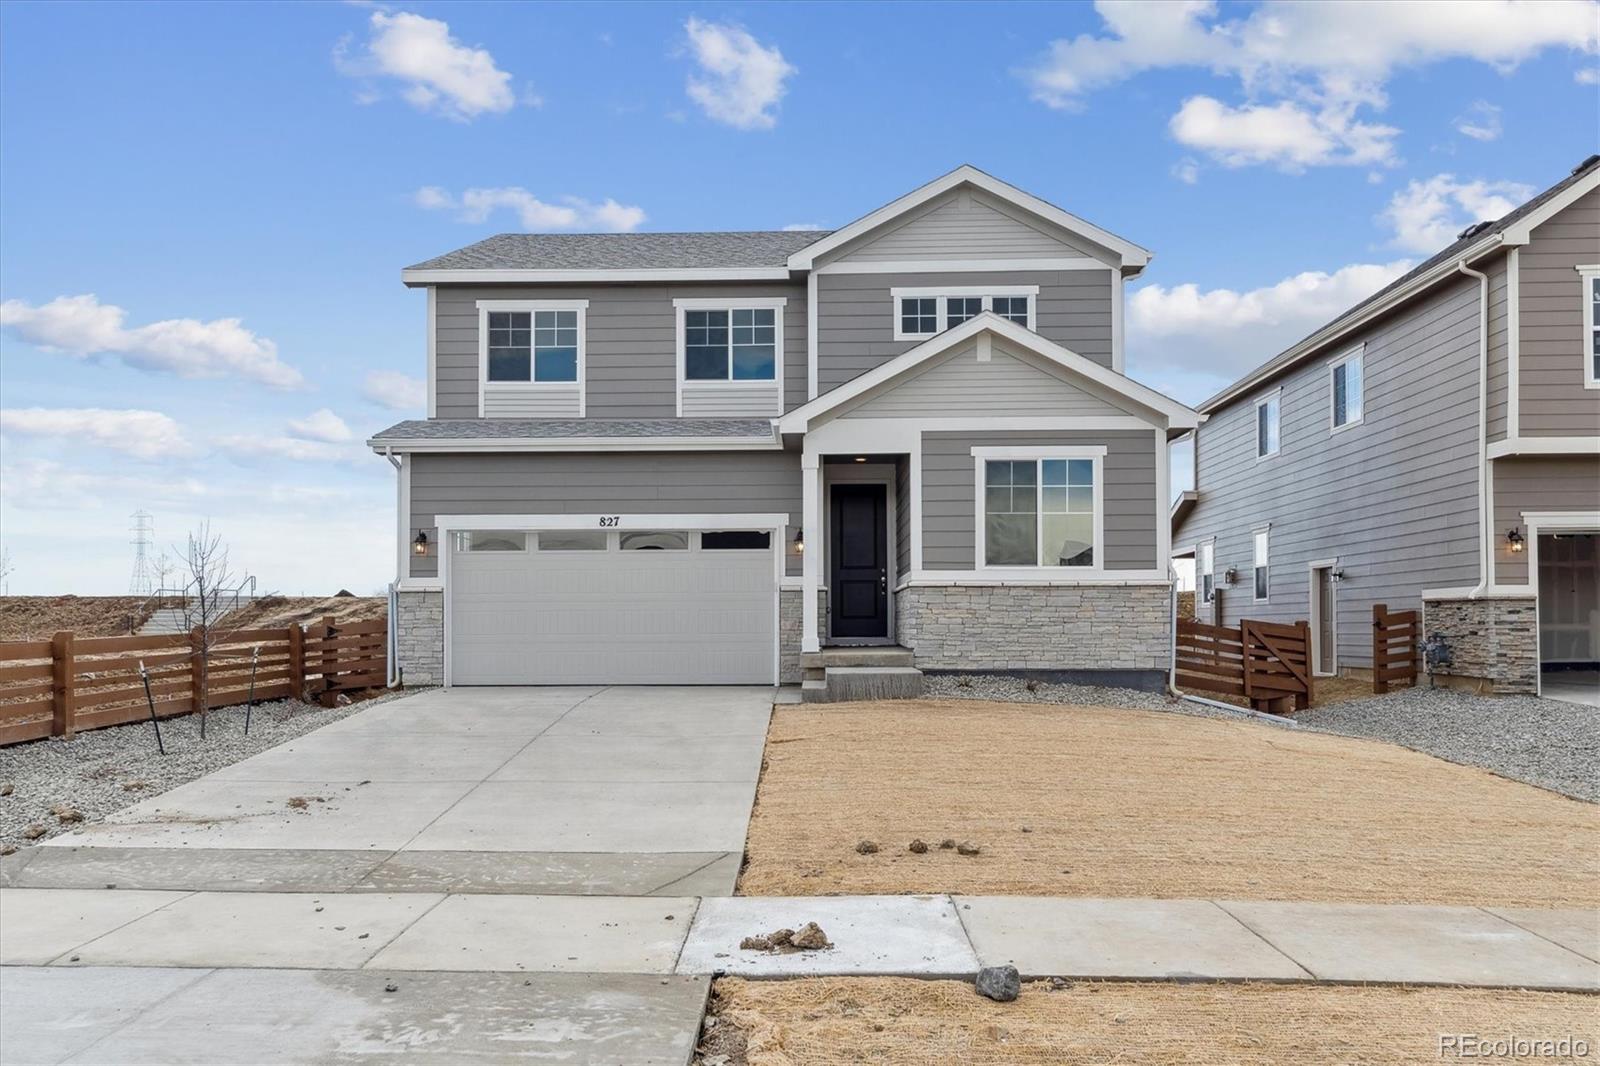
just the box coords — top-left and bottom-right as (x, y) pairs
(538, 531), (608, 552)
(620, 531), (690, 551)
(454, 531), (528, 552)
(702, 530), (772, 550)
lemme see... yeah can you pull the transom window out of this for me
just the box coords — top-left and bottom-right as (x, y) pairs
(1581, 267), (1600, 388)
(487, 310), (579, 383)
(684, 307), (777, 381)
(892, 288), (1038, 339)
(1331, 349), (1364, 429)
(1253, 528), (1270, 601)
(1255, 392), (1281, 458)
(981, 455), (1098, 568)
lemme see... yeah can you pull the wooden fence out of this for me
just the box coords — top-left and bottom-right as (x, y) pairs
(0, 617), (387, 747)
(1175, 616), (1315, 713)
(1372, 603), (1420, 693)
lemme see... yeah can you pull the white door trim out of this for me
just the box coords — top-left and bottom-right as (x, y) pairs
(1307, 557), (1339, 677)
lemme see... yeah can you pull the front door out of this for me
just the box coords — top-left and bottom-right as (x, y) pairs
(1311, 566), (1336, 675)
(829, 483), (888, 641)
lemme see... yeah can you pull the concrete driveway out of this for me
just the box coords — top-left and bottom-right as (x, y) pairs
(16, 685), (772, 896)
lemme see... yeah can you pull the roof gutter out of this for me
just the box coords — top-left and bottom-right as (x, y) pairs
(1455, 259), (1493, 599)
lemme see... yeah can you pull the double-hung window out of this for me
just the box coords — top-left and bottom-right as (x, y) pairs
(684, 307), (776, 381)
(1255, 391), (1281, 458)
(484, 308), (580, 383)
(1252, 527), (1270, 602)
(892, 287), (1039, 340)
(1581, 265), (1600, 388)
(1198, 541), (1215, 604)
(1330, 348), (1364, 430)
(975, 447), (1103, 570)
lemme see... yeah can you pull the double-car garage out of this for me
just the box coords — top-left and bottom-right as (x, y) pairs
(444, 519), (781, 685)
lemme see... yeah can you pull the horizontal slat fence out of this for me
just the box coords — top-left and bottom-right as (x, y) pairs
(0, 618), (385, 746)
(1372, 603), (1419, 693)
(1176, 616), (1314, 714)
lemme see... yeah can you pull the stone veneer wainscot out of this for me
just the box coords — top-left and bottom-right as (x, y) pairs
(395, 590), (444, 686)
(1421, 594), (1539, 695)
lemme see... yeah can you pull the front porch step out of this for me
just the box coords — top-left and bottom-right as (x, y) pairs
(802, 665), (925, 703)
(821, 645), (916, 668)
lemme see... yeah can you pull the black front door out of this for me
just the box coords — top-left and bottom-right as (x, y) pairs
(829, 483), (888, 640)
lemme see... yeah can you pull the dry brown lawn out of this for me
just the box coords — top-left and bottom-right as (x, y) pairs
(738, 700), (1599, 906)
(703, 977), (1599, 1066)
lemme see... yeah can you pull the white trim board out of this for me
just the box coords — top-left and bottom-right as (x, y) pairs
(368, 436), (781, 454)
(1487, 437), (1600, 458)
(815, 257), (1105, 275)
(1307, 558), (1339, 677)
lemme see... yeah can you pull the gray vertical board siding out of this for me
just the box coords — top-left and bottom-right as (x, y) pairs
(407, 450), (802, 578)
(1518, 188), (1600, 436)
(1174, 277), (1484, 669)
(1492, 455), (1600, 584)
(920, 430), (1158, 571)
(815, 270), (1114, 393)
(828, 186), (1116, 264)
(837, 341), (1135, 419)
(1485, 253), (1510, 442)
(433, 281), (808, 420)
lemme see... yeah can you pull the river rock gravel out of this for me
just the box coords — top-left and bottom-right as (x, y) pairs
(0, 691), (409, 850)
(922, 673), (1242, 720)
(1297, 686), (1598, 802)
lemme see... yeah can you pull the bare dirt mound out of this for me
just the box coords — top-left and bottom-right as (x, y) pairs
(0, 597), (153, 640)
(221, 595), (386, 631)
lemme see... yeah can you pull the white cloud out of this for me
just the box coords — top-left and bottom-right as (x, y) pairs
(1024, 0), (1597, 169)
(337, 11), (515, 121)
(1576, 66), (1600, 84)
(214, 434), (368, 465)
(781, 222), (827, 232)
(287, 408), (353, 443)
(0, 407), (193, 460)
(1453, 100), (1503, 141)
(1169, 95), (1397, 169)
(414, 186), (645, 232)
(362, 370), (426, 411)
(1380, 174), (1534, 254)
(0, 294), (304, 389)
(683, 17), (795, 130)
(1127, 259), (1414, 383)
(0, 457), (208, 512)
(1171, 157), (1201, 184)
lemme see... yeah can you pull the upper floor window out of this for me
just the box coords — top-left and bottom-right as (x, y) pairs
(675, 298), (785, 395)
(477, 301), (586, 386)
(1330, 347), (1364, 430)
(974, 447), (1103, 570)
(1581, 265), (1600, 388)
(891, 287), (1038, 340)
(1255, 391), (1281, 458)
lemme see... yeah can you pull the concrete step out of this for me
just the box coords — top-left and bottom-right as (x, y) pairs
(811, 666), (925, 703)
(800, 678), (830, 703)
(820, 645), (916, 668)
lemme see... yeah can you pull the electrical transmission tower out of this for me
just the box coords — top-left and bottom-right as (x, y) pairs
(129, 510), (156, 595)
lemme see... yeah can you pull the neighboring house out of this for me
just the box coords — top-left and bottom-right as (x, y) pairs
(369, 166), (1199, 693)
(1172, 155), (1600, 697)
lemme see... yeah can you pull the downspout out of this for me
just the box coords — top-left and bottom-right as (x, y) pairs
(1455, 261), (1491, 598)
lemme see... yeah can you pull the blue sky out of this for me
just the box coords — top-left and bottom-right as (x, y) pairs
(2, 1), (1596, 594)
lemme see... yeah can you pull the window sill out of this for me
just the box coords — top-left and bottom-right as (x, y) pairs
(484, 381), (581, 389)
(1329, 417), (1364, 436)
(681, 379), (779, 387)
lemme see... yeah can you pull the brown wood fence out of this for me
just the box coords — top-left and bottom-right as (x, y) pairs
(0, 616), (387, 747)
(1176, 616), (1315, 713)
(1372, 603), (1419, 693)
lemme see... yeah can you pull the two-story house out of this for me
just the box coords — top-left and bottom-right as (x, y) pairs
(369, 166), (1199, 694)
(1172, 155), (1600, 698)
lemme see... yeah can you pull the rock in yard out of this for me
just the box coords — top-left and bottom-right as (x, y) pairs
(21, 824), (46, 840)
(939, 838), (957, 850)
(790, 921), (830, 950)
(855, 839), (879, 854)
(0, 782), (13, 797)
(1, 845), (17, 856)
(976, 965), (1021, 1003)
(956, 842), (982, 856)
(908, 839), (928, 854)
(51, 804), (83, 824)
(767, 928), (794, 947)
(739, 936), (771, 951)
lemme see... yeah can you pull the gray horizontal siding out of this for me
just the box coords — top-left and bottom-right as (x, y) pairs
(408, 450), (801, 579)
(816, 270), (1113, 393)
(1176, 277), (1484, 669)
(434, 282), (807, 420)
(1518, 187), (1600, 437)
(921, 430), (1158, 571)
(839, 341), (1131, 419)
(1492, 456), (1600, 584)
(832, 187), (1111, 263)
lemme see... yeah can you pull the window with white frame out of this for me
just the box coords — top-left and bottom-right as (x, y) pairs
(892, 288), (1038, 339)
(978, 451), (1100, 568)
(1252, 527), (1270, 601)
(684, 307), (777, 381)
(485, 308), (581, 383)
(1255, 392), (1281, 458)
(1330, 349), (1364, 429)
(1198, 540), (1214, 603)
(1581, 266), (1600, 388)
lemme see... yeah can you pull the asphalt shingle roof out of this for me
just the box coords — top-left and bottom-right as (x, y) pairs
(407, 231), (831, 272)
(371, 418), (775, 441)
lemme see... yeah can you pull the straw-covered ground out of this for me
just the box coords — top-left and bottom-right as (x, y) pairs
(737, 700), (1598, 906)
(696, 977), (1600, 1066)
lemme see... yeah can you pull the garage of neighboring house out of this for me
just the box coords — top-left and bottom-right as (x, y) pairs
(441, 517), (784, 686)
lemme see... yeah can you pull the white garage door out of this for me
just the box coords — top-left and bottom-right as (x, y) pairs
(448, 527), (776, 685)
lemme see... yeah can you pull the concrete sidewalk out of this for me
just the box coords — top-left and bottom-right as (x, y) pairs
(4, 889), (1595, 991)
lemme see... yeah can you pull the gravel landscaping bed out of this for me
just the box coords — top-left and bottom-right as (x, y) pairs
(1298, 687), (1599, 803)
(923, 673), (1247, 721)
(0, 690), (409, 851)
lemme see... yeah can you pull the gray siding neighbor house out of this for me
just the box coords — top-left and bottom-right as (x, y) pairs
(370, 166), (1199, 693)
(1172, 156), (1600, 697)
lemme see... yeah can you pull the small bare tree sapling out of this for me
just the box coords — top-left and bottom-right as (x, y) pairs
(176, 522), (244, 739)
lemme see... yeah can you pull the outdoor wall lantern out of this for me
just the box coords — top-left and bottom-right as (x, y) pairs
(793, 529), (804, 554)
(1506, 527), (1525, 554)
(1330, 568), (1346, 582)
(1222, 566), (1238, 586)
(413, 530), (430, 556)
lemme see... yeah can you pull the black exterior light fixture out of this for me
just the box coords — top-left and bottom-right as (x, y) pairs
(793, 528), (804, 554)
(413, 530), (430, 556)
(1506, 527), (1525, 554)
